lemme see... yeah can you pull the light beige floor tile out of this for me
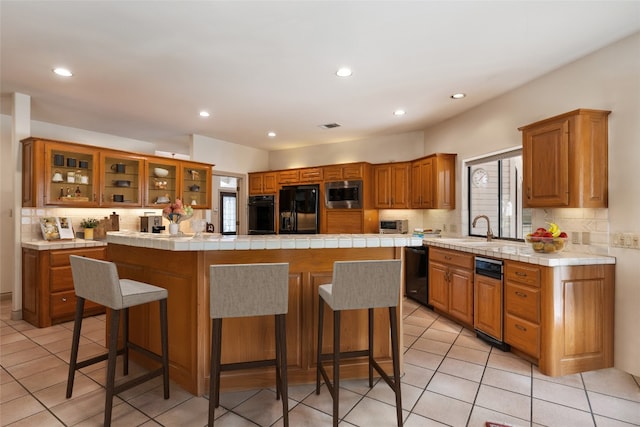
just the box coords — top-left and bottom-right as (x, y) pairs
(270, 402), (333, 427)
(403, 348), (444, 370)
(475, 384), (531, 421)
(430, 317), (463, 334)
(282, 382), (316, 402)
(364, 378), (422, 411)
(468, 405), (530, 427)
(29, 328), (72, 346)
(0, 393), (47, 425)
(532, 366), (584, 388)
(404, 323), (428, 337)
(34, 373), (101, 408)
(454, 333), (492, 352)
(420, 327), (459, 344)
(446, 344), (490, 366)
(403, 333), (419, 347)
(218, 388), (261, 409)
(5, 354), (67, 380)
(125, 382), (193, 418)
(588, 390), (640, 425)
(0, 345), (50, 368)
(400, 361), (435, 389)
(426, 372), (479, 403)
(339, 377), (374, 395)
(532, 377), (590, 411)
(532, 398), (594, 427)
(403, 412), (449, 426)
(212, 410), (264, 426)
(74, 401), (152, 427)
(412, 390), (472, 426)
(481, 366), (531, 396)
(0, 367), (13, 385)
(404, 314), (435, 328)
(4, 409), (65, 427)
(582, 367), (640, 402)
(0, 379), (28, 403)
(0, 337), (39, 356)
(438, 357), (485, 383)
(0, 331), (29, 345)
(55, 341), (109, 364)
(593, 414), (640, 427)
(49, 387), (119, 426)
(486, 351), (532, 376)
(302, 385), (362, 418)
(344, 395), (408, 426)
(154, 395), (209, 427)
(411, 337), (452, 356)
(231, 389), (292, 426)
(21, 324), (67, 339)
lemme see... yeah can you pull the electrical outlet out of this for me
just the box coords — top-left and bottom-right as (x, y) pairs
(582, 232), (591, 245)
(450, 224), (457, 233)
(624, 233), (633, 247)
(632, 235), (640, 249)
(571, 232), (581, 245)
(611, 233), (622, 246)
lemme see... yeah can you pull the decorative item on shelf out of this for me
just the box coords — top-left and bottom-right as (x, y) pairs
(79, 160), (89, 169)
(53, 154), (65, 166)
(52, 170), (63, 182)
(67, 171), (75, 183)
(189, 184), (200, 192)
(113, 180), (131, 187)
(525, 222), (568, 253)
(75, 170), (83, 184)
(80, 218), (99, 240)
(191, 219), (206, 238)
(188, 169), (200, 180)
(154, 178), (168, 189)
(154, 167), (169, 177)
(156, 195), (170, 204)
(111, 163), (126, 173)
(113, 194), (124, 202)
(162, 198), (193, 235)
(66, 158), (77, 167)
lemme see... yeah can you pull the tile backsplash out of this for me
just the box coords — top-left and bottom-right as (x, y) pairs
(21, 207), (204, 241)
(530, 208), (609, 255)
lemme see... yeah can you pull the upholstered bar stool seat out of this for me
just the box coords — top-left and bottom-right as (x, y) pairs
(209, 263), (290, 427)
(66, 255), (169, 427)
(316, 259), (403, 426)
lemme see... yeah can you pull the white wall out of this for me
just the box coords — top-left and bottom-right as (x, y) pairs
(191, 134), (269, 174)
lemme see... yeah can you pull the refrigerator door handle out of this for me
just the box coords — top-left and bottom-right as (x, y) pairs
(291, 211), (296, 231)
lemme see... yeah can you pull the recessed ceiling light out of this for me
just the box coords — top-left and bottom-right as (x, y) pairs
(53, 67), (73, 77)
(267, 131), (276, 137)
(336, 67), (352, 77)
(450, 93), (466, 99)
(199, 111), (210, 117)
(393, 109), (406, 116)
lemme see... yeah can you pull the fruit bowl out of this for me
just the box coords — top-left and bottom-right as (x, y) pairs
(525, 235), (568, 253)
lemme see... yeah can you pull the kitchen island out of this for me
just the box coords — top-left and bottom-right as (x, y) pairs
(106, 232), (422, 396)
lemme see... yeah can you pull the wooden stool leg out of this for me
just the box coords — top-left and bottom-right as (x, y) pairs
(208, 318), (222, 427)
(104, 309), (121, 427)
(277, 314), (289, 427)
(316, 298), (324, 394)
(66, 296), (85, 398)
(332, 310), (340, 427)
(160, 299), (170, 399)
(275, 316), (282, 401)
(368, 308), (374, 387)
(122, 307), (129, 376)
(390, 306), (403, 426)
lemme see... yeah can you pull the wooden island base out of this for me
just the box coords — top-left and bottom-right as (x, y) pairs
(108, 244), (403, 396)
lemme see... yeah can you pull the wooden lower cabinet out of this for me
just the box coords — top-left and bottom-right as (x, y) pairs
(474, 274), (502, 341)
(504, 260), (614, 376)
(428, 248), (474, 327)
(108, 245), (401, 396)
(22, 246), (107, 327)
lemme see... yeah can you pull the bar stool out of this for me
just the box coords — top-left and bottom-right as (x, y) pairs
(66, 255), (169, 427)
(209, 263), (289, 427)
(316, 259), (403, 426)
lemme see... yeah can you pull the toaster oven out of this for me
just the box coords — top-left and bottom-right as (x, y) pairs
(379, 219), (409, 234)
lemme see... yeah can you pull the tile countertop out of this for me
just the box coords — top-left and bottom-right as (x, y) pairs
(423, 237), (616, 267)
(22, 239), (108, 250)
(105, 231), (425, 251)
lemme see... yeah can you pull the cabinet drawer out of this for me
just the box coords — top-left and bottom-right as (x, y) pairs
(50, 247), (107, 267)
(50, 291), (104, 320)
(505, 282), (540, 323)
(429, 248), (474, 270)
(342, 164), (364, 179)
(278, 170), (300, 184)
(299, 167), (323, 182)
(505, 262), (540, 287)
(505, 313), (539, 358)
(50, 266), (74, 292)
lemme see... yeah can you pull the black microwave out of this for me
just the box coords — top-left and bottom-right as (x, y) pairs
(325, 180), (362, 209)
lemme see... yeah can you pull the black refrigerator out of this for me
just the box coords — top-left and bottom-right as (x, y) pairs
(278, 184), (319, 234)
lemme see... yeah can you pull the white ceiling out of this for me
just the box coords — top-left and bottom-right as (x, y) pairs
(2, 1), (639, 154)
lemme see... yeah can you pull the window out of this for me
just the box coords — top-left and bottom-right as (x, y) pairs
(468, 149), (531, 240)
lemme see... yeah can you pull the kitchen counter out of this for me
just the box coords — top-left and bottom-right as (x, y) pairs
(106, 231), (424, 250)
(423, 237), (615, 267)
(22, 239), (107, 251)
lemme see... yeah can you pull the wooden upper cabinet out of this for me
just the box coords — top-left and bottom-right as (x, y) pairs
(373, 162), (411, 209)
(323, 163), (365, 181)
(278, 169), (300, 185)
(21, 137), (213, 209)
(411, 154), (456, 209)
(299, 167), (323, 183)
(519, 109), (610, 208)
(249, 172), (277, 195)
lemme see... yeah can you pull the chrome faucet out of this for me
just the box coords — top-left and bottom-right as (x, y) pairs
(472, 215), (494, 242)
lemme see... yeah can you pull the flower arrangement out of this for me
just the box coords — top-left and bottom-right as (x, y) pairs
(162, 198), (193, 223)
(80, 218), (99, 229)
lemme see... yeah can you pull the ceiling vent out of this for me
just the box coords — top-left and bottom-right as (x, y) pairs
(319, 123), (341, 129)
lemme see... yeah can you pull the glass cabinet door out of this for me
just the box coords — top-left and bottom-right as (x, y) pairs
(181, 163), (211, 209)
(45, 143), (99, 206)
(146, 160), (179, 206)
(101, 153), (144, 207)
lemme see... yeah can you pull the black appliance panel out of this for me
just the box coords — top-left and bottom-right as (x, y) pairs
(405, 246), (431, 308)
(248, 195), (276, 235)
(279, 185), (319, 234)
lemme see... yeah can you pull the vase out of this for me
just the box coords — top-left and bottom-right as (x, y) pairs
(84, 228), (94, 240)
(169, 223), (179, 236)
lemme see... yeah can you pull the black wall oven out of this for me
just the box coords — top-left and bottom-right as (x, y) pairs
(248, 195), (276, 235)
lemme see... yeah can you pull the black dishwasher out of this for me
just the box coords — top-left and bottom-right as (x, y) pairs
(404, 246), (431, 308)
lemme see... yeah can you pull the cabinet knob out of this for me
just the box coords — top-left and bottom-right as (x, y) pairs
(61, 297), (67, 302)
(515, 271), (527, 277)
(515, 291), (527, 298)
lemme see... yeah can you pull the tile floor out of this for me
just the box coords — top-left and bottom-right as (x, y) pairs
(1, 296), (639, 426)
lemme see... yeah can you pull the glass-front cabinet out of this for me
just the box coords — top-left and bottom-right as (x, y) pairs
(44, 141), (99, 207)
(146, 159), (179, 207)
(180, 162), (211, 208)
(100, 152), (144, 207)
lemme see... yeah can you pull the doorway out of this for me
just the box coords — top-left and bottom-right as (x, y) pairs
(220, 192), (237, 235)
